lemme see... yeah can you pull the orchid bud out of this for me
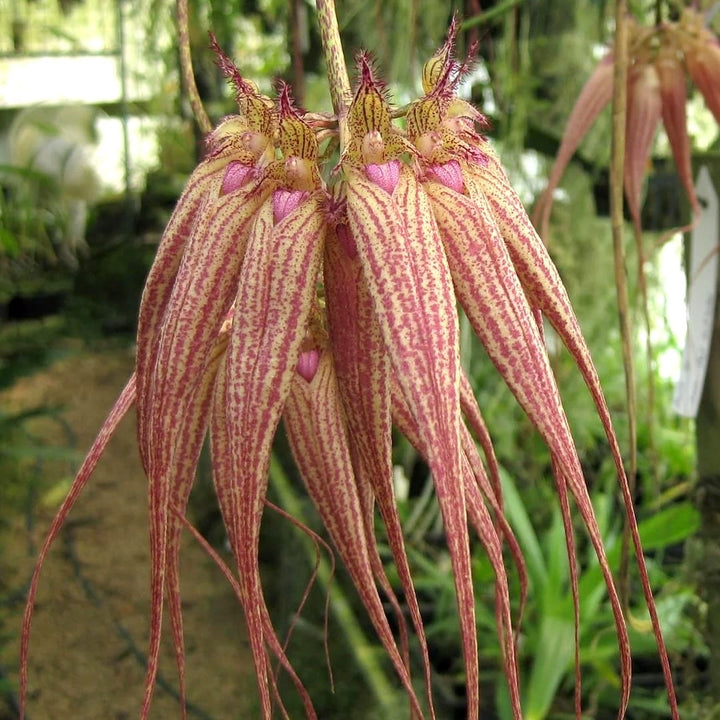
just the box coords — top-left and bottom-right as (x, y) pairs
(296, 349), (321, 382)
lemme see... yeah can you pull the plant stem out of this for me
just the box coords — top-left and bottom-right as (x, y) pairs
(177, 0), (212, 135)
(315, 0), (352, 148)
(610, 0), (636, 612)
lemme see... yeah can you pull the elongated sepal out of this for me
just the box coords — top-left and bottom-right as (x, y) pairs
(463, 148), (679, 717)
(136, 161), (228, 467)
(222, 192), (326, 717)
(426, 177), (633, 716)
(656, 48), (700, 215)
(161, 323), (231, 717)
(138, 181), (273, 718)
(391, 379), (523, 720)
(284, 350), (425, 718)
(210, 353), (317, 719)
(324, 227), (436, 715)
(624, 63), (662, 234)
(684, 30), (720, 126)
(532, 53), (614, 239)
(345, 163), (480, 716)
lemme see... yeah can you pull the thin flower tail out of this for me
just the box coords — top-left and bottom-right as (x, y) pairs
(324, 225), (435, 709)
(458, 380), (528, 634)
(465, 150), (679, 717)
(210, 351), (317, 719)
(137, 183), (271, 718)
(426, 178), (633, 717)
(163, 321), (231, 717)
(391, 382), (523, 720)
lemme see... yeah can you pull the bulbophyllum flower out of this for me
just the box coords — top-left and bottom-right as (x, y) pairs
(680, 6), (720, 125)
(533, 7), (720, 240)
(20, 23), (680, 720)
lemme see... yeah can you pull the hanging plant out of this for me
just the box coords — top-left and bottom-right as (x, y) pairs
(19, 2), (681, 719)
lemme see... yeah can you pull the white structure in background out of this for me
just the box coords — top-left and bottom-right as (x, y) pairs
(673, 167), (719, 418)
(0, 0), (166, 207)
(2, 105), (103, 264)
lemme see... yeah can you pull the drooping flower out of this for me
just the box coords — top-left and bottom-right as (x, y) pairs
(533, 8), (720, 240)
(680, 6), (720, 126)
(20, 20), (681, 720)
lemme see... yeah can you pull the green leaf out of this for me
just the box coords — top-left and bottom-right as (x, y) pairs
(500, 467), (547, 591)
(637, 502), (699, 549)
(525, 614), (576, 720)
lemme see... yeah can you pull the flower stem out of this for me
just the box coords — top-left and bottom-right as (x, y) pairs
(315, 0), (351, 147)
(177, 0), (212, 134)
(610, 0), (636, 613)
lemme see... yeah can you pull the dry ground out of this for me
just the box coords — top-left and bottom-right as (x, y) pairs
(0, 348), (256, 720)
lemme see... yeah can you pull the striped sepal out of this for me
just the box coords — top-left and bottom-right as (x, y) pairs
(223, 192), (326, 718)
(324, 226), (436, 714)
(284, 350), (425, 718)
(345, 163), (480, 717)
(426, 178), (633, 717)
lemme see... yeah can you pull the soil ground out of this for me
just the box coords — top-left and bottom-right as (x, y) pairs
(0, 347), (256, 720)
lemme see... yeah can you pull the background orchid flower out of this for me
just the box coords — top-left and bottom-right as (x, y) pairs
(680, 6), (720, 125)
(19, 8), (682, 720)
(533, 7), (720, 240)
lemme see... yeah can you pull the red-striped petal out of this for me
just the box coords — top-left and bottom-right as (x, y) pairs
(284, 350), (425, 718)
(324, 226), (436, 713)
(224, 192), (326, 717)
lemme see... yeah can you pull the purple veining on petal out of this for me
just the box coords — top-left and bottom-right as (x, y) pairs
(364, 160), (401, 194)
(274, 189), (309, 223)
(221, 161), (253, 195)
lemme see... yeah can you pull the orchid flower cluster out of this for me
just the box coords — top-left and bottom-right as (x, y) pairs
(534, 5), (720, 239)
(20, 21), (681, 720)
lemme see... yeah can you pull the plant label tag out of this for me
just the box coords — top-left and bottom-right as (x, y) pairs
(673, 166), (719, 418)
